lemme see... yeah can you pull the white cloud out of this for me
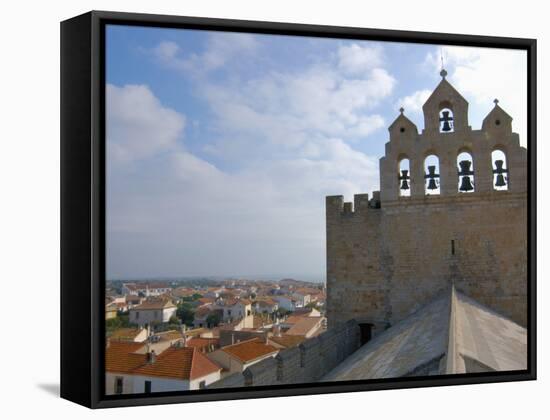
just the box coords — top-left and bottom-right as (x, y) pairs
(108, 36), (394, 279)
(153, 33), (259, 74)
(337, 43), (384, 75)
(396, 89), (432, 115)
(426, 46), (527, 145)
(106, 84), (186, 162)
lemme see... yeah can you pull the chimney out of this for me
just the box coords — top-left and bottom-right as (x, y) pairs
(147, 349), (156, 364)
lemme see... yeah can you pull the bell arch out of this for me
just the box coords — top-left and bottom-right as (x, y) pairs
(491, 149), (509, 191)
(398, 157), (411, 197)
(424, 154), (441, 195)
(439, 101), (455, 133)
(457, 151), (475, 193)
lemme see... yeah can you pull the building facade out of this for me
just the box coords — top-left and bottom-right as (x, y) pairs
(326, 71), (527, 337)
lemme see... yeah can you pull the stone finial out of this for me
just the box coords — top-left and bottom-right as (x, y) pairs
(494, 98), (499, 106)
(440, 68), (448, 79)
(399, 107), (404, 115)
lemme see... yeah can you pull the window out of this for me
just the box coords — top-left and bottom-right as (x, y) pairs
(115, 377), (123, 394)
(398, 158), (411, 197)
(199, 380), (206, 389)
(135, 311), (139, 319)
(144, 381), (152, 393)
(424, 155), (440, 195)
(492, 149), (509, 190)
(439, 107), (454, 133)
(457, 151), (475, 193)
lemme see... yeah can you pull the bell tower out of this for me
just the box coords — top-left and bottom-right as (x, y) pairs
(422, 69), (470, 134)
(326, 70), (527, 333)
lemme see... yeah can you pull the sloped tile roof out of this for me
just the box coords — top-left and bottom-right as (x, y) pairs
(221, 338), (278, 363)
(106, 342), (221, 380)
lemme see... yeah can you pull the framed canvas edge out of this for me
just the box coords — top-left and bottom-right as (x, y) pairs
(60, 10), (537, 410)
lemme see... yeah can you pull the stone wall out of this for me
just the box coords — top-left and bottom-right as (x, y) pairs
(326, 80), (528, 332)
(207, 320), (360, 389)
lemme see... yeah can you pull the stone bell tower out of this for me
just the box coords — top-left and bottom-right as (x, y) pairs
(326, 70), (527, 335)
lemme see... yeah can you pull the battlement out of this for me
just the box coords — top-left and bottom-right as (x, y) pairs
(207, 320), (361, 389)
(326, 192), (381, 218)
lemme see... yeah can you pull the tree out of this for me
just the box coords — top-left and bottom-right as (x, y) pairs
(176, 302), (195, 326)
(105, 314), (132, 334)
(206, 312), (221, 328)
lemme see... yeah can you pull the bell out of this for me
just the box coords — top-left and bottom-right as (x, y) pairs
(440, 111), (452, 132)
(495, 174), (506, 187)
(399, 169), (410, 190)
(427, 178), (438, 190)
(459, 176), (474, 192)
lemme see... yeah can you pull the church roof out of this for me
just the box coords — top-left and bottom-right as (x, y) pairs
(321, 286), (526, 381)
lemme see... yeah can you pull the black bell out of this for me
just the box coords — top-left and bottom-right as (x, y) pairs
(459, 176), (474, 192)
(495, 174), (506, 187)
(427, 178), (438, 190)
(440, 111), (453, 132)
(399, 169), (410, 190)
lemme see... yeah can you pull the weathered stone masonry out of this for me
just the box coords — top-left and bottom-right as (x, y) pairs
(208, 320), (360, 388)
(326, 73), (527, 335)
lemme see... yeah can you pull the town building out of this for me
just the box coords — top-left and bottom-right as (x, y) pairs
(129, 298), (177, 327)
(105, 341), (221, 394)
(207, 338), (278, 374)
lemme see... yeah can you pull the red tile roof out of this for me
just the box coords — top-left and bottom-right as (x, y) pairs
(286, 317), (323, 336)
(221, 338), (278, 363)
(105, 341), (147, 374)
(133, 298), (175, 310)
(269, 334), (306, 348)
(106, 342), (221, 380)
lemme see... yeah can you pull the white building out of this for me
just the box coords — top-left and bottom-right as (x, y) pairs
(129, 298), (177, 327)
(122, 282), (171, 297)
(106, 342), (221, 394)
(221, 298), (252, 323)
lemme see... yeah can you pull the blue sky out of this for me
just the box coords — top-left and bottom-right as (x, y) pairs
(106, 24), (527, 281)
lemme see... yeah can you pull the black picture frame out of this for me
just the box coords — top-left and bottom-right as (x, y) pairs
(60, 10), (537, 409)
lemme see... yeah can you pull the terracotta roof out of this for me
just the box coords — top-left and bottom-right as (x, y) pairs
(221, 338), (278, 363)
(223, 297), (251, 307)
(133, 347), (220, 380)
(198, 297), (215, 305)
(269, 334), (306, 348)
(187, 337), (219, 349)
(107, 342), (221, 380)
(109, 328), (144, 341)
(286, 317), (323, 336)
(195, 307), (213, 318)
(105, 341), (147, 374)
(283, 315), (304, 325)
(133, 298), (175, 310)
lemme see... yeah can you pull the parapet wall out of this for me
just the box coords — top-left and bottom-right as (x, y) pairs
(208, 320), (360, 389)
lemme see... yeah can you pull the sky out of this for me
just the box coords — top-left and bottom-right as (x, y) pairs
(105, 24), (527, 282)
